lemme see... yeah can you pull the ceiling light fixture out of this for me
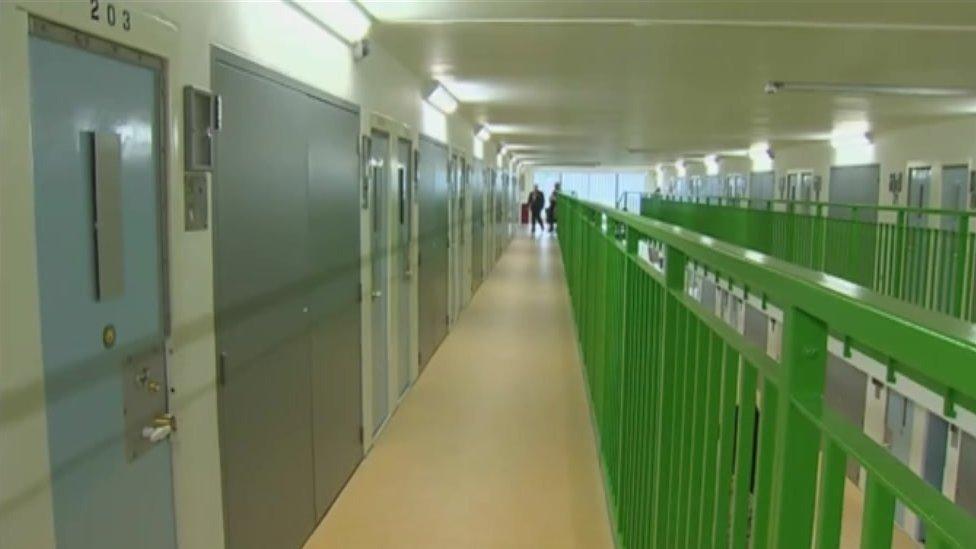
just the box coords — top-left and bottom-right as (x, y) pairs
(748, 142), (772, 160)
(475, 124), (491, 141)
(704, 154), (720, 176)
(830, 126), (872, 149)
(749, 142), (773, 171)
(289, 0), (371, 44)
(764, 81), (972, 97)
(675, 160), (687, 178)
(424, 80), (459, 114)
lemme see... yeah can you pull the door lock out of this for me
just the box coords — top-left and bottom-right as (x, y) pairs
(141, 413), (176, 444)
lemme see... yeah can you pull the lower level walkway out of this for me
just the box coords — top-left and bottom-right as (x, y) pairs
(305, 233), (615, 549)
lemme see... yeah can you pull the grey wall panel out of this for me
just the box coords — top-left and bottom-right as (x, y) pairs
(213, 51), (362, 548)
(418, 136), (450, 369)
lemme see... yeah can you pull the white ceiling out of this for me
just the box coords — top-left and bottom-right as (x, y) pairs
(362, 1), (976, 165)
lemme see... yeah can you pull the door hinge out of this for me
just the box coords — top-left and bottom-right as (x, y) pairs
(217, 352), (227, 386)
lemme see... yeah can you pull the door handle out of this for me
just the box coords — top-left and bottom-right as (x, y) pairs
(371, 290), (383, 299)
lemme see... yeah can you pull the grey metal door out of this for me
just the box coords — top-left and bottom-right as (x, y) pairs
(471, 162), (485, 291)
(828, 165), (880, 218)
(749, 171), (775, 207)
(29, 22), (176, 549)
(213, 51), (362, 549)
(448, 154), (461, 322)
(370, 131), (391, 432)
(418, 137), (450, 370)
(396, 138), (413, 395)
(827, 165), (881, 286)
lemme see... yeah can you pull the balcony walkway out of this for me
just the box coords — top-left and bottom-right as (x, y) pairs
(305, 232), (615, 549)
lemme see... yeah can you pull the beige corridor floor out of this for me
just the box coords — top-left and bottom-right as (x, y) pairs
(304, 232), (616, 549)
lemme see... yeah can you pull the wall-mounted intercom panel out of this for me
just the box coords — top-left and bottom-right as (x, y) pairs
(183, 85), (219, 172)
(889, 172), (904, 204)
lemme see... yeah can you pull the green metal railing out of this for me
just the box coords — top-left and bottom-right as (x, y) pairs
(640, 197), (976, 322)
(559, 194), (976, 549)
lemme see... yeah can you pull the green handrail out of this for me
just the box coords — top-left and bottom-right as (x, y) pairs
(640, 196), (976, 322)
(558, 194), (976, 549)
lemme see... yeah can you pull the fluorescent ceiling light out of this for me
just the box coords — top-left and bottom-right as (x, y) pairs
(424, 80), (459, 114)
(764, 81), (972, 97)
(704, 154), (720, 176)
(830, 130), (872, 149)
(475, 124), (491, 141)
(675, 160), (687, 177)
(748, 142), (772, 160)
(290, 0), (371, 44)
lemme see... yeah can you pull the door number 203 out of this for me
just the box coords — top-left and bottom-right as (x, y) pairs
(90, 0), (131, 31)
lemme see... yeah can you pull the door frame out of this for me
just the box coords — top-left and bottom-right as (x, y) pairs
(362, 113), (416, 450)
(0, 4), (213, 546)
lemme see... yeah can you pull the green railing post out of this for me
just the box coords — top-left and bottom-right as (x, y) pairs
(814, 437), (846, 549)
(849, 206), (861, 284)
(764, 307), (828, 548)
(861, 473), (896, 548)
(651, 244), (687, 548)
(815, 203), (826, 272)
(786, 201), (797, 263)
(952, 214), (969, 318)
(894, 210), (907, 300)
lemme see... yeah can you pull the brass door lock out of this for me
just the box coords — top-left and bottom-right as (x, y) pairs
(142, 413), (176, 444)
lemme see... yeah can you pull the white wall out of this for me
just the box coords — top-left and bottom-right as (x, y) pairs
(773, 116), (976, 213)
(0, 2), (496, 548)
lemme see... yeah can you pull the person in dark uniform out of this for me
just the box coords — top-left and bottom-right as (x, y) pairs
(527, 185), (546, 234)
(547, 182), (560, 232)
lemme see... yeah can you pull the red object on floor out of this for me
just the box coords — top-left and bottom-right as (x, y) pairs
(521, 203), (530, 224)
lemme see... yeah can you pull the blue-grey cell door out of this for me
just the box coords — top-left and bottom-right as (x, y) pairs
(941, 165), (969, 230)
(749, 171), (775, 207)
(885, 390), (915, 528)
(29, 22), (176, 549)
(370, 130), (391, 433)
